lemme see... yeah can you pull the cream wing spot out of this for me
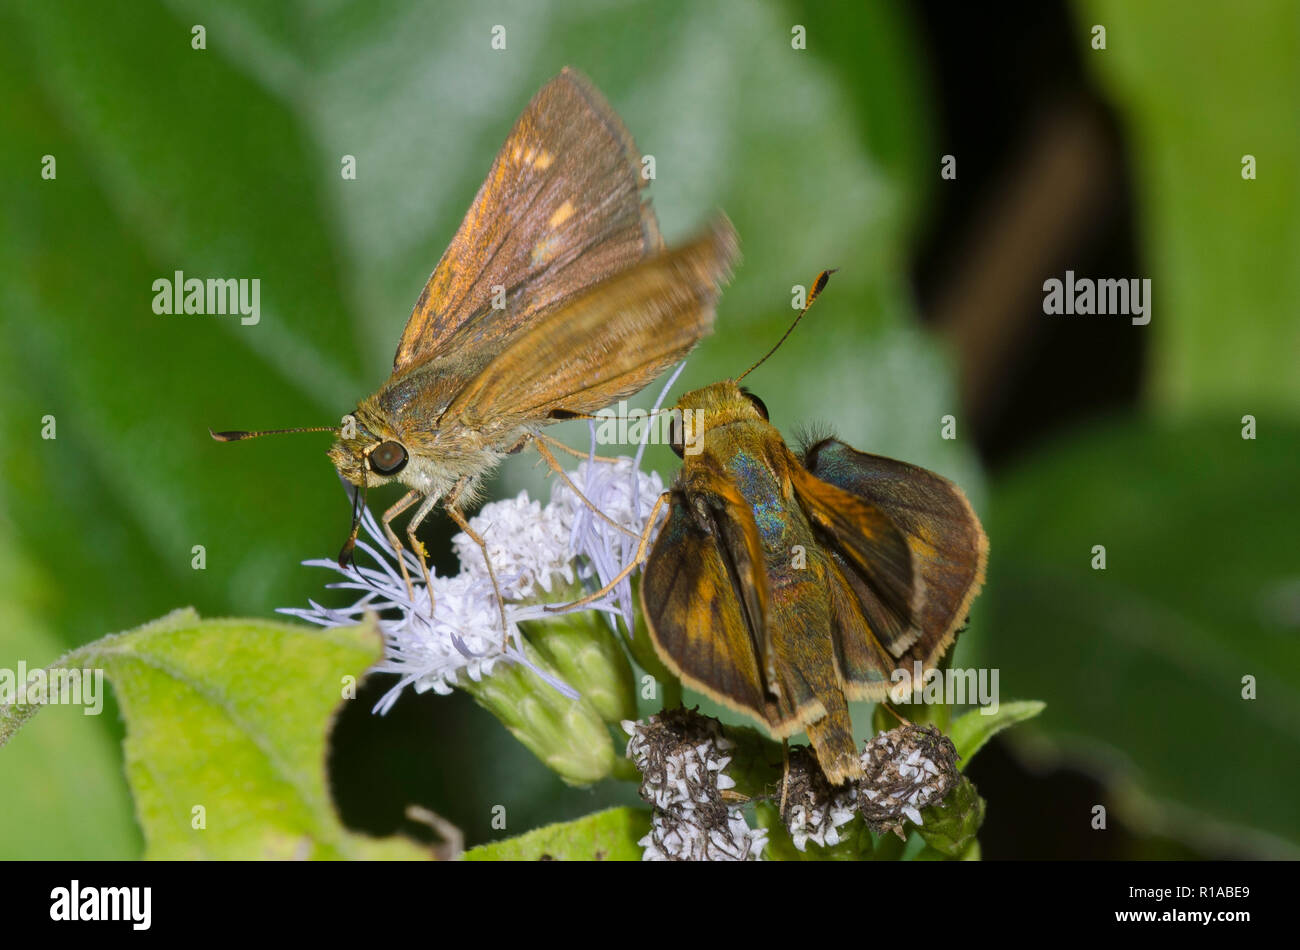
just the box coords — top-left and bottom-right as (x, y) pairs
(548, 200), (575, 229)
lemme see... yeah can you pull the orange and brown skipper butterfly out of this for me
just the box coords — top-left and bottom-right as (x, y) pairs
(213, 67), (739, 612)
(637, 273), (987, 784)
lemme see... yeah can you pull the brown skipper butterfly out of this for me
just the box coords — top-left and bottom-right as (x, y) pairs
(629, 273), (987, 784)
(213, 68), (739, 615)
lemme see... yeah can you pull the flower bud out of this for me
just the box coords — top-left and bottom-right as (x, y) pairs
(465, 641), (615, 786)
(916, 774), (985, 857)
(522, 606), (637, 724)
(856, 723), (961, 838)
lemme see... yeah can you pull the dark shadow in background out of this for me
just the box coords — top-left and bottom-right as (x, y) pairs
(909, 1), (1199, 859)
(911, 0), (1146, 470)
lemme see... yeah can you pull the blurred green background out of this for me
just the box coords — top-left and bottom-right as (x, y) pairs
(1, 0), (1295, 859)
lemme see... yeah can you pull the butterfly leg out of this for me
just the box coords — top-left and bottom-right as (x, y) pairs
(779, 739), (791, 818)
(531, 436), (639, 541)
(381, 489), (423, 603)
(535, 431), (623, 464)
(404, 491), (442, 612)
(543, 491), (670, 613)
(443, 480), (511, 645)
(878, 700), (914, 728)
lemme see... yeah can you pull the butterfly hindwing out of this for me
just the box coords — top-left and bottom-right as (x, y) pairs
(802, 437), (988, 689)
(446, 217), (737, 432)
(788, 456), (916, 651)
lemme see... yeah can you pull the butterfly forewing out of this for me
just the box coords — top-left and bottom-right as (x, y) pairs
(394, 67), (661, 371)
(642, 473), (770, 719)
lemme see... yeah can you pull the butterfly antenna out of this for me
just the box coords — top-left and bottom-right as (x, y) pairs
(736, 269), (836, 382)
(210, 425), (339, 442)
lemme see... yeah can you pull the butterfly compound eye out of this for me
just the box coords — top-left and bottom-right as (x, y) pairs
(369, 440), (408, 475)
(744, 391), (769, 420)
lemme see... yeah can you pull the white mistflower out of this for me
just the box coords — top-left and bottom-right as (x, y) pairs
(283, 451), (657, 712)
(555, 359), (681, 633)
(551, 456), (665, 631)
(282, 501), (578, 711)
(451, 490), (577, 600)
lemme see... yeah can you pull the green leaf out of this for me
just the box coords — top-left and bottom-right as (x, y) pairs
(0, 526), (140, 858)
(947, 700), (1046, 770)
(915, 839), (980, 861)
(462, 806), (651, 861)
(1077, 0), (1300, 411)
(76, 609), (428, 859)
(0, 0), (370, 651)
(976, 416), (1300, 855)
(784, 0), (936, 236)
